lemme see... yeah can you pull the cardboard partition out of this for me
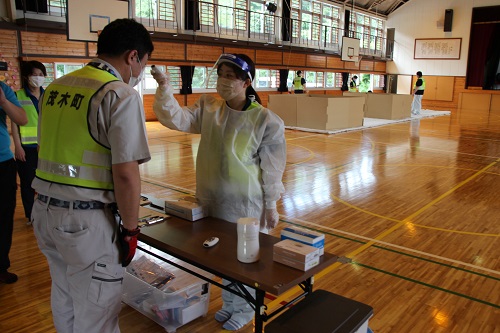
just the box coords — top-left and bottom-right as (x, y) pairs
(296, 95), (364, 130)
(364, 93), (412, 120)
(267, 94), (308, 127)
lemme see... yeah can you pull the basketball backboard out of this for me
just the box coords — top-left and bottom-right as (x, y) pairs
(341, 36), (360, 62)
(67, 0), (130, 42)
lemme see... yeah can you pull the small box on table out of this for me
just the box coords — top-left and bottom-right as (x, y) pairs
(273, 239), (320, 271)
(164, 197), (207, 221)
(280, 226), (325, 255)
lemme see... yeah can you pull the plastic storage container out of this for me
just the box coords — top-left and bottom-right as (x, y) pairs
(122, 243), (212, 332)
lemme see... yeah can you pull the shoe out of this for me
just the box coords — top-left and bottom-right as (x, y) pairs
(0, 271), (18, 284)
(215, 309), (232, 323)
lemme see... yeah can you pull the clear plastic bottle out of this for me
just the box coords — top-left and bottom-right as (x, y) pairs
(237, 217), (260, 263)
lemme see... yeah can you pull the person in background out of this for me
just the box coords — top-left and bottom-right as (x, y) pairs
(12, 60), (46, 224)
(0, 81), (28, 284)
(349, 75), (358, 92)
(292, 70), (306, 94)
(152, 53), (286, 331)
(412, 71), (425, 115)
(31, 18), (153, 332)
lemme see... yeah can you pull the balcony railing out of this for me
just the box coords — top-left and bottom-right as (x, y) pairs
(15, 0), (393, 60)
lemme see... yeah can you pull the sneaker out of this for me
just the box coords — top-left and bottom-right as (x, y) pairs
(0, 271), (18, 284)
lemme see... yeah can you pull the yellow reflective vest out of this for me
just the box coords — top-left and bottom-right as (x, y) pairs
(15, 89), (38, 145)
(414, 77), (426, 91)
(349, 79), (358, 92)
(293, 76), (304, 91)
(36, 65), (118, 190)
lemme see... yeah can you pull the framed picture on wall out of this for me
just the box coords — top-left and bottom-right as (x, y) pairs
(414, 38), (462, 60)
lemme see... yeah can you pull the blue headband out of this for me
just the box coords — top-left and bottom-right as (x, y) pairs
(217, 54), (253, 81)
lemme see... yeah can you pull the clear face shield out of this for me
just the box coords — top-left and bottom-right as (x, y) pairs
(204, 53), (253, 88)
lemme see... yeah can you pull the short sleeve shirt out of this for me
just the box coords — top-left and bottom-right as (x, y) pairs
(0, 81), (22, 162)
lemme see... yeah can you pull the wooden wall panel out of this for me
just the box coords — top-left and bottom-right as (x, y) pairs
(256, 50), (283, 65)
(374, 61), (386, 72)
(283, 53), (306, 67)
(153, 42), (186, 61)
(223, 48), (256, 62)
(360, 60), (373, 71)
(344, 61), (360, 71)
(143, 94), (156, 121)
(326, 56), (344, 70)
(88, 42), (97, 57)
(0, 29), (20, 89)
(186, 45), (223, 62)
(326, 90), (343, 96)
(186, 92), (219, 106)
(306, 55), (326, 68)
(308, 90), (327, 95)
(21, 31), (86, 56)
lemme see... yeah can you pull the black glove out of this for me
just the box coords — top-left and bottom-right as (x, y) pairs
(118, 225), (140, 267)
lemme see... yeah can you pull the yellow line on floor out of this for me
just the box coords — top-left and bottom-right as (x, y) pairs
(266, 157), (499, 311)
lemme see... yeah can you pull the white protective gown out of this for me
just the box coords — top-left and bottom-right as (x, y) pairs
(153, 85), (286, 226)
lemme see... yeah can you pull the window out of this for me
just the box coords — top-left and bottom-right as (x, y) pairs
(249, 0), (274, 36)
(55, 63), (84, 79)
(43, 62), (56, 85)
(134, 0), (177, 29)
(290, 0), (340, 45)
(349, 12), (384, 55)
(192, 66), (218, 89)
(324, 72), (335, 88)
(218, 0), (248, 30)
(143, 65), (167, 92)
(254, 69), (279, 89)
(373, 74), (384, 89)
(334, 73), (343, 88)
(302, 71), (324, 88)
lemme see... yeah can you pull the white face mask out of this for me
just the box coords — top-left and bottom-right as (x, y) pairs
(217, 77), (243, 101)
(129, 56), (144, 87)
(29, 75), (45, 88)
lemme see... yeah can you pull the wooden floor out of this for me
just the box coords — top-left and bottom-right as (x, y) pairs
(1, 107), (499, 333)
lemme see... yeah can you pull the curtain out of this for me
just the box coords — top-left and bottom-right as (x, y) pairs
(281, 0), (291, 42)
(278, 69), (289, 92)
(466, 24), (495, 87)
(185, 0), (200, 31)
(180, 66), (195, 94)
(341, 73), (349, 91)
(16, 0), (48, 13)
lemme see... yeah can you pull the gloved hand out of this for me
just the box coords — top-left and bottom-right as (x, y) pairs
(118, 225), (140, 267)
(265, 208), (280, 230)
(150, 65), (170, 87)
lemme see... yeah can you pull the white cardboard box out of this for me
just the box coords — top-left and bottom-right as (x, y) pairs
(273, 252), (320, 271)
(273, 239), (320, 262)
(164, 197), (207, 221)
(280, 226), (325, 255)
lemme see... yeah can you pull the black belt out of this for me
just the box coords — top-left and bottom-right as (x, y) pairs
(38, 194), (106, 210)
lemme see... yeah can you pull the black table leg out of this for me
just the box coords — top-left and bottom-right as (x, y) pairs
(254, 289), (266, 333)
